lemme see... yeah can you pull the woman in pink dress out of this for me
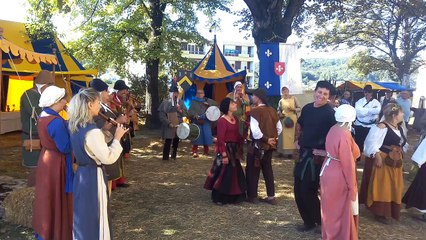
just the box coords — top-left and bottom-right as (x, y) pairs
(320, 104), (360, 240)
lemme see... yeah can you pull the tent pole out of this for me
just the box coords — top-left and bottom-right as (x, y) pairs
(52, 48), (57, 83)
(0, 27), (3, 112)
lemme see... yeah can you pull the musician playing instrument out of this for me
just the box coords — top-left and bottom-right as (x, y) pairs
(108, 80), (131, 188)
(68, 88), (128, 240)
(90, 78), (128, 192)
(158, 83), (187, 160)
(188, 89), (217, 158)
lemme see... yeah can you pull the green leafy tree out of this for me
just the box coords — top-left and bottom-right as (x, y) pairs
(236, 0), (343, 53)
(27, 0), (230, 128)
(313, 0), (426, 86)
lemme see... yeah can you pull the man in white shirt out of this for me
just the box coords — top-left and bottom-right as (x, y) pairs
(396, 90), (412, 125)
(246, 88), (282, 205)
(354, 85), (381, 160)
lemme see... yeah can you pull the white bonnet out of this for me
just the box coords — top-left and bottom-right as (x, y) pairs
(39, 86), (66, 107)
(335, 104), (356, 123)
(234, 81), (242, 89)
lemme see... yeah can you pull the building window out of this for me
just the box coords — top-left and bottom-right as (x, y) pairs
(236, 46), (242, 55)
(247, 62), (252, 72)
(187, 44), (204, 55)
(248, 46), (254, 57)
(247, 76), (254, 88)
(224, 48), (238, 56)
(235, 61), (241, 70)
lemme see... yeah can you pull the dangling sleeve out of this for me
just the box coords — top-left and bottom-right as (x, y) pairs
(85, 129), (123, 165)
(363, 124), (387, 157)
(215, 118), (228, 154)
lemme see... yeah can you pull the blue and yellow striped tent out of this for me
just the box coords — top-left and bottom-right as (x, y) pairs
(0, 20), (97, 133)
(191, 36), (246, 103)
(0, 19), (97, 111)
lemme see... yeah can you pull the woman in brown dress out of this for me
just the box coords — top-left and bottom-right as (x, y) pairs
(361, 103), (407, 224)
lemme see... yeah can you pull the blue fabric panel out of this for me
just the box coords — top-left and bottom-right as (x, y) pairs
(183, 84), (197, 109)
(70, 80), (87, 95)
(32, 38), (68, 72)
(373, 82), (412, 91)
(259, 42), (280, 96)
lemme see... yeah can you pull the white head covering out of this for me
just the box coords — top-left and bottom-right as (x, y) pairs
(39, 86), (66, 107)
(335, 104), (356, 131)
(233, 81), (243, 101)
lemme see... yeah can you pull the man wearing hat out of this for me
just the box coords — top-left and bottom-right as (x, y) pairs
(90, 78), (127, 192)
(20, 70), (55, 186)
(110, 79), (133, 145)
(353, 84), (381, 161)
(246, 88), (282, 205)
(294, 80), (336, 232)
(109, 80), (132, 187)
(158, 82), (187, 160)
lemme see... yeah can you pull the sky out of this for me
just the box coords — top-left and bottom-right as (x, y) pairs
(0, 0), (354, 59)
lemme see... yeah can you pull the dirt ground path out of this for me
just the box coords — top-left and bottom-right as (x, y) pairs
(1, 128), (425, 239)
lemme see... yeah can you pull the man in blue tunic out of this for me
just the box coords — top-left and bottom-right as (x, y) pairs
(188, 89), (217, 157)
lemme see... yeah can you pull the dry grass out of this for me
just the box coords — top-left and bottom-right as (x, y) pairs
(0, 128), (425, 239)
(3, 187), (34, 228)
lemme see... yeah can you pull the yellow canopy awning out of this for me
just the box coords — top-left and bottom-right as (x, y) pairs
(1, 38), (57, 65)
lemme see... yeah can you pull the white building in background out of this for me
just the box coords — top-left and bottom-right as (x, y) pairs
(181, 40), (258, 89)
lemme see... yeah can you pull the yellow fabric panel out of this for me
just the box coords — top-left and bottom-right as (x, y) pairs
(5, 78), (33, 111)
(1, 39), (57, 65)
(0, 20), (43, 73)
(54, 38), (80, 71)
(351, 81), (386, 90)
(59, 109), (69, 120)
(0, 20), (97, 76)
(193, 46), (234, 79)
(213, 46), (234, 76)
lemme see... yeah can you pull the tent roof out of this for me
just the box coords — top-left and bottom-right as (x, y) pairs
(337, 81), (387, 91)
(192, 36), (246, 83)
(1, 38), (57, 65)
(373, 82), (414, 91)
(0, 19), (97, 76)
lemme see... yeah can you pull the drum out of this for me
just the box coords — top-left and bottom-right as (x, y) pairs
(205, 106), (220, 121)
(176, 123), (200, 141)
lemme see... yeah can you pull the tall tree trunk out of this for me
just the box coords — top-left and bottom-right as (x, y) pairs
(146, 0), (166, 128)
(244, 0), (305, 56)
(146, 59), (161, 128)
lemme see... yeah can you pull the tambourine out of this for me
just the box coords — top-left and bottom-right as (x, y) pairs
(205, 106), (220, 121)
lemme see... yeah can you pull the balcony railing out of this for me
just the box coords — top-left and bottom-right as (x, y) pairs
(188, 50), (205, 55)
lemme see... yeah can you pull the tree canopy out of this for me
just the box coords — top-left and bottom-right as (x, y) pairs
(312, 0), (426, 86)
(27, 0), (231, 127)
(235, 0), (343, 53)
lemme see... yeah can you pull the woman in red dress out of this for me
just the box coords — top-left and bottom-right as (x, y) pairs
(204, 98), (247, 204)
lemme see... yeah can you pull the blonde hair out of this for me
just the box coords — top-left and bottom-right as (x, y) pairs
(68, 88), (99, 133)
(382, 103), (402, 122)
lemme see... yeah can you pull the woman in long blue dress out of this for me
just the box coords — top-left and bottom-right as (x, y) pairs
(68, 88), (128, 240)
